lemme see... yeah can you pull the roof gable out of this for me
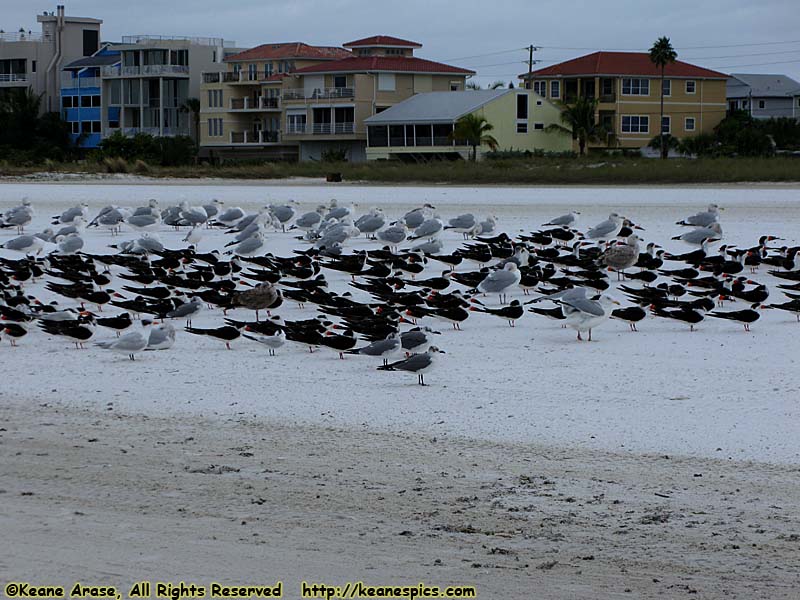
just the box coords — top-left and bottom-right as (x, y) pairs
(344, 35), (422, 49)
(727, 73), (800, 97)
(290, 55), (474, 75)
(225, 42), (350, 62)
(525, 51), (728, 79)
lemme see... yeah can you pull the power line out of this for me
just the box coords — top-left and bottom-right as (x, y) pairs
(538, 39), (800, 52)
(443, 48), (524, 62)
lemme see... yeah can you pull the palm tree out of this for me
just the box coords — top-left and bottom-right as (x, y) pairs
(546, 97), (606, 156)
(179, 97), (201, 149)
(649, 36), (677, 159)
(489, 80), (506, 90)
(465, 81), (482, 91)
(450, 113), (499, 161)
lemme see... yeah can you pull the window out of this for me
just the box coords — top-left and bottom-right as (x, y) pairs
(533, 80), (546, 96)
(621, 115), (649, 133)
(686, 80), (696, 94)
(287, 113), (307, 133)
(333, 75), (347, 89)
(71, 122), (80, 134)
(378, 73), (396, 91)
(91, 95), (100, 107)
(758, 100), (766, 109)
(516, 94), (528, 119)
(109, 120), (120, 129)
(385, 48), (404, 56)
(516, 122), (528, 133)
(533, 122), (544, 130)
(662, 79), (671, 97)
(536, 100), (542, 106)
(248, 64), (257, 80)
(91, 121), (101, 133)
(62, 96), (73, 108)
(450, 81), (460, 91)
(207, 118), (223, 137)
(31, 60), (36, 73)
(622, 78), (649, 96)
(661, 116), (670, 134)
(265, 62), (273, 77)
(550, 80), (560, 99)
(685, 117), (696, 131)
(601, 78), (614, 96)
(207, 89), (223, 108)
(81, 95), (92, 107)
(82, 29), (99, 56)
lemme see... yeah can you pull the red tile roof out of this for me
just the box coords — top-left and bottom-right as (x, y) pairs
(343, 35), (422, 49)
(290, 56), (474, 75)
(225, 42), (350, 62)
(524, 51), (728, 79)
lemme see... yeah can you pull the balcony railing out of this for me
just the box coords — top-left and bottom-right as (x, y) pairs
(286, 124), (306, 134)
(0, 32), (45, 42)
(0, 73), (28, 83)
(61, 74), (101, 88)
(283, 87), (354, 101)
(229, 130), (280, 144)
(203, 72), (221, 83)
(229, 96), (281, 110)
(103, 65), (190, 77)
(108, 126), (190, 137)
(121, 35), (234, 47)
(311, 122), (355, 135)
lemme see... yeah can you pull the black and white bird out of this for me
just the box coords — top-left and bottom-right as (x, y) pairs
(377, 345), (445, 386)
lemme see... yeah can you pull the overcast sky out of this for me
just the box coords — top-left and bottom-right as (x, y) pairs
(7, 0), (800, 86)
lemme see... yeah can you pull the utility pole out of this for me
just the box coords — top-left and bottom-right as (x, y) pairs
(525, 45), (540, 89)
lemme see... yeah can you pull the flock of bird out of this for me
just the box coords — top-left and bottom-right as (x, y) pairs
(2, 195), (799, 385)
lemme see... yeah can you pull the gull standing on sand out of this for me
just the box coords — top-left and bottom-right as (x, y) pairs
(477, 262), (521, 304)
(599, 234), (641, 279)
(673, 222), (723, 246)
(544, 211), (580, 227)
(677, 204), (721, 227)
(553, 288), (620, 341)
(167, 297), (204, 327)
(586, 212), (624, 242)
(445, 214), (477, 238)
(95, 320), (153, 360)
(54, 233), (84, 255)
(183, 225), (203, 247)
(377, 223), (408, 250)
(0, 234), (45, 255)
(53, 202), (89, 225)
(377, 345), (446, 386)
(354, 209), (386, 238)
(146, 322), (176, 350)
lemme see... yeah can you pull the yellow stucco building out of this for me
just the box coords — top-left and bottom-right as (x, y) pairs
(520, 51), (728, 151)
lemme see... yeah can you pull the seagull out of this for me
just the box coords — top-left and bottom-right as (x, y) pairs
(347, 333), (402, 365)
(544, 211), (580, 227)
(54, 233), (84, 255)
(216, 205), (246, 227)
(95, 320), (153, 360)
(552, 288), (620, 341)
(403, 204), (435, 229)
(53, 202), (89, 225)
(183, 225), (203, 247)
(178, 201), (208, 227)
(599, 234), (641, 279)
(125, 213), (161, 232)
(586, 212), (623, 241)
(0, 235), (45, 255)
(166, 297), (204, 327)
(355, 209), (386, 238)
(476, 262), (521, 304)
(146, 322), (176, 350)
(377, 345), (445, 386)
(230, 233), (266, 257)
(268, 203), (296, 231)
(673, 222), (723, 246)
(377, 223), (408, 250)
(677, 204), (721, 227)
(400, 326), (441, 354)
(409, 217), (444, 241)
(445, 214), (477, 238)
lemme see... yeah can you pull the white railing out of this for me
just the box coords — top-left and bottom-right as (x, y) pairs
(0, 73), (28, 83)
(121, 35), (233, 47)
(61, 75), (101, 88)
(0, 32), (45, 42)
(229, 130), (280, 144)
(112, 126), (190, 137)
(103, 65), (190, 77)
(312, 122), (355, 135)
(286, 124), (307, 134)
(283, 87), (354, 101)
(229, 96), (280, 110)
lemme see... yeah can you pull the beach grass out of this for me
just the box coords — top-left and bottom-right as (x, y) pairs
(1, 156), (799, 184)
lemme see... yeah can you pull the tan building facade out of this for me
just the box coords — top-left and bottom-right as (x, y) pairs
(199, 35), (474, 162)
(520, 52), (728, 151)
